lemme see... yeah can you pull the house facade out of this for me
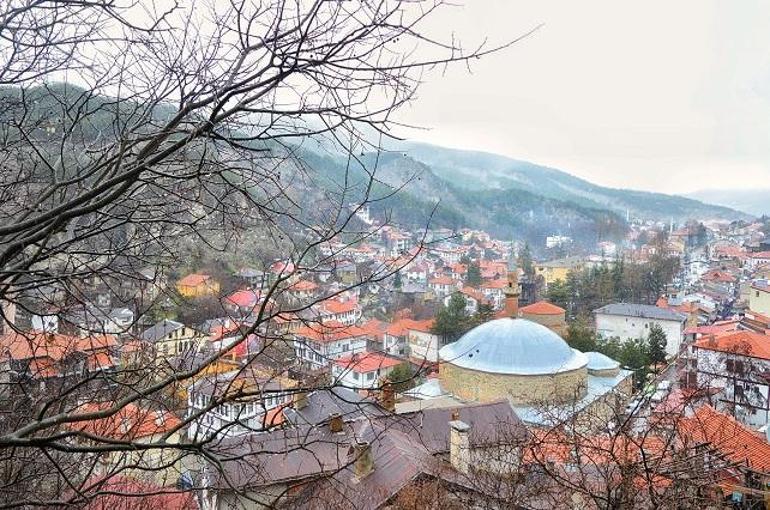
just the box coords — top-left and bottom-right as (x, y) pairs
(293, 322), (369, 369)
(690, 331), (770, 428)
(594, 303), (686, 357)
(331, 352), (401, 390)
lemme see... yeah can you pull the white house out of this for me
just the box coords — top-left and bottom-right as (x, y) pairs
(405, 320), (446, 363)
(186, 367), (296, 439)
(594, 303), (686, 357)
(316, 297), (362, 326)
(690, 331), (770, 428)
(331, 352), (402, 390)
(428, 275), (461, 299)
(442, 288), (485, 315)
(293, 321), (369, 369)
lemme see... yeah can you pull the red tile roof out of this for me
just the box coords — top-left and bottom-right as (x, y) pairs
(321, 298), (359, 315)
(73, 402), (181, 441)
(680, 405), (770, 472)
(694, 331), (770, 360)
(428, 275), (455, 286)
(519, 300), (565, 316)
(224, 289), (261, 309)
(386, 318), (435, 336)
(0, 332), (116, 363)
(481, 278), (507, 289)
(750, 251), (770, 259)
(294, 321), (369, 343)
(684, 320), (739, 336)
(289, 279), (318, 292)
(334, 352), (402, 373)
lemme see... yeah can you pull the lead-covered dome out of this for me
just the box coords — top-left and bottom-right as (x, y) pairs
(439, 318), (587, 375)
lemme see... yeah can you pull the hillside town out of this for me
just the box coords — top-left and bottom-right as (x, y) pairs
(5, 208), (770, 508)
(5, 1), (770, 509)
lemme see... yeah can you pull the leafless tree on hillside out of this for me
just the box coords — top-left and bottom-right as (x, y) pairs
(0, 0), (534, 507)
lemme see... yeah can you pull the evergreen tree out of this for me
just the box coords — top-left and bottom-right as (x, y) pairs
(565, 318), (597, 352)
(466, 262), (482, 288)
(546, 279), (571, 312)
(518, 243), (535, 277)
(394, 271), (403, 289)
(468, 302), (495, 328)
(647, 323), (668, 365)
(431, 293), (470, 341)
(387, 363), (416, 392)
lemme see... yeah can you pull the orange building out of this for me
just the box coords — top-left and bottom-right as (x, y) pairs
(176, 273), (220, 298)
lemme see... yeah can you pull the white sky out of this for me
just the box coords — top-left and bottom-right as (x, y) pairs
(394, 0), (770, 194)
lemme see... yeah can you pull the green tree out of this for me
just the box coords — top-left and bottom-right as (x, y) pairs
(647, 323), (668, 365)
(468, 302), (495, 329)
(466, 262), (482, 288)
(394, 271), (403, 290)
(546, 279), (571, 311)
(518, 243), (535, 277)
(431, 293), (470, 341)
(565, 318), (597, 352)
(387, 363), (416, 392)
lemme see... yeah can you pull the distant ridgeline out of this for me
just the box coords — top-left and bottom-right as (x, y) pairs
(4, 84), (748, 250)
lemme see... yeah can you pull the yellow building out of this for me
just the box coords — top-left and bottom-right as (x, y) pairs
(750, 280), (770, 316)
(176, 273), (220, 298)
(140, 319), (207, 358)
(534, 256), (584, 286)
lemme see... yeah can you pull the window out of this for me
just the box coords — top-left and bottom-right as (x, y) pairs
(366, 372), (375, 381)
(353, 372), (360, 381)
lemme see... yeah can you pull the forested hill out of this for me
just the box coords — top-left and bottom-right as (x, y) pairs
(299, 148), (628, 248)
(390, 141), (750, 223)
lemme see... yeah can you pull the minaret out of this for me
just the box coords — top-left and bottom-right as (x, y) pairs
(504, 245), (520, 317)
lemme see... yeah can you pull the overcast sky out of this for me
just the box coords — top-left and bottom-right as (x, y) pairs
(394, 0), (770, 194)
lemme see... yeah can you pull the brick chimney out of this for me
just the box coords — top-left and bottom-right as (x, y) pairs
(352, 441), (374, 479)
(449, 420), (471, 474)
(329, 412), (343, 433)
(294, 391), (308, 410)
(381, 382), (395, 412)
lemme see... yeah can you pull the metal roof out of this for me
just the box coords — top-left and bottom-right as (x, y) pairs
(594, 303), (687, 322)
(585, 351), (621, 371)
(438, 318), (587, 375)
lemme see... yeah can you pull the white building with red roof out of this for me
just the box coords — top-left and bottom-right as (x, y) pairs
(331, 352), (402, 390)
(293, 321), (370, 369)
(690, 330), (770, 428)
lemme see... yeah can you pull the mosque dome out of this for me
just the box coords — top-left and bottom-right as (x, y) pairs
(585, 351), (621, 371)
(439, 318), (587, 376)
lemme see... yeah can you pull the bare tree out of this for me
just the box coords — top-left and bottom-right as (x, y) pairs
(0, 0), (531, 507)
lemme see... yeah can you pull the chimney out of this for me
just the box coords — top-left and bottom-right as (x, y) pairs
(352, 441), (374, 479)
(329, 412), (343, 433)
(381, 383), (395, 412)
(449, 420), (471, 474)
(294, 391), (309, 410)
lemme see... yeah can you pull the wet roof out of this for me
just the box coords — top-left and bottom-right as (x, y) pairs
(439, 318), (587, 375)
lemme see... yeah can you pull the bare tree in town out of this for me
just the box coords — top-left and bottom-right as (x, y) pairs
(0, 0), (528, 506)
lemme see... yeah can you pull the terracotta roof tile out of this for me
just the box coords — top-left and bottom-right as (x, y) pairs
(694, 331), (770, 360)
(680, 405), (770, 472)
(519, 300), (565, 315)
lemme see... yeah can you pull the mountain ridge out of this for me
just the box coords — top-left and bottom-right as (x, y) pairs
(389, 141), (750, 223)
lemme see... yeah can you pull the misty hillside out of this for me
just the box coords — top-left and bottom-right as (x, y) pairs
(685, 189), (770, 217)
(391, 142), (750, 223)
(298, 148), (627, 249)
